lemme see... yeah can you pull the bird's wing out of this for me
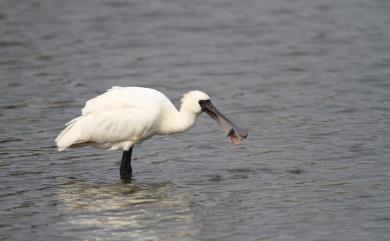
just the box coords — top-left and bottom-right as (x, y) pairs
(81, 86), (168, 115)
(56, 86), (172, 151)
(56, 106), (161, 151)
(86, 107), (160, 143)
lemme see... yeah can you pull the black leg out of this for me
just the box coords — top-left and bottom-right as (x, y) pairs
(120, 147), (133, 181)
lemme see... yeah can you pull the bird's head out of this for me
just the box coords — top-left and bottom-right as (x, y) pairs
(181, 90), (210, 114)
(181, 90), (248, 145)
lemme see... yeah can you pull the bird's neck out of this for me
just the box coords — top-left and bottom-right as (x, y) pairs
(159, 108), (199, 135)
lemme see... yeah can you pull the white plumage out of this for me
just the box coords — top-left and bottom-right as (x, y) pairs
(56, 86), (248, 179)
(56, 86), (210, 151)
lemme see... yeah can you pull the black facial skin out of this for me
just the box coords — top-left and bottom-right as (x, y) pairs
(199, 99), (248, 141)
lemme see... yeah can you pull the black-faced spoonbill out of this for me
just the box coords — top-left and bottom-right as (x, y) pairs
(55, 86), (248, 180)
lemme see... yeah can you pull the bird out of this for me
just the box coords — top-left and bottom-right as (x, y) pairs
(55, 86), (248, 180)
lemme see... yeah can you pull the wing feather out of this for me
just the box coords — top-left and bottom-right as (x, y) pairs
(81, 86), (169, 115)
(56, 107), (160, 151)
(56, 86), (173, 151)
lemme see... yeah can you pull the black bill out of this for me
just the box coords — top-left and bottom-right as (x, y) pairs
(199, 99), (248, 145)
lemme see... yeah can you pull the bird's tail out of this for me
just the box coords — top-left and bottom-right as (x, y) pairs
(55, 116), (89, 151)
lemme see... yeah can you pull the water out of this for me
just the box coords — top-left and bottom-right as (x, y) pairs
(1, 0), (390, 240)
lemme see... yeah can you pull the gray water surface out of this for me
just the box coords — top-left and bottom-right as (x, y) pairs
(1, 0), (390, 240)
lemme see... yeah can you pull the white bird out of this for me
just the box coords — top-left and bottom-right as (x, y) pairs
(55, 86), (248, 180)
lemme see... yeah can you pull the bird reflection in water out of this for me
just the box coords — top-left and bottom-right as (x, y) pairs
(56, 178), (197, 240)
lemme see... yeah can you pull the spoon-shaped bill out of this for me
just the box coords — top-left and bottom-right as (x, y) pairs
(199, 100), (248, 145)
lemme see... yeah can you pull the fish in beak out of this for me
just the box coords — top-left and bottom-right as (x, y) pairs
(199, 99), (248, 145)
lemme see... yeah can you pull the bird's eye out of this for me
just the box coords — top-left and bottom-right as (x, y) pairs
(198, 100), (206, 105)
(198, 100), (211, 110)
(199, 99), (210, 107)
